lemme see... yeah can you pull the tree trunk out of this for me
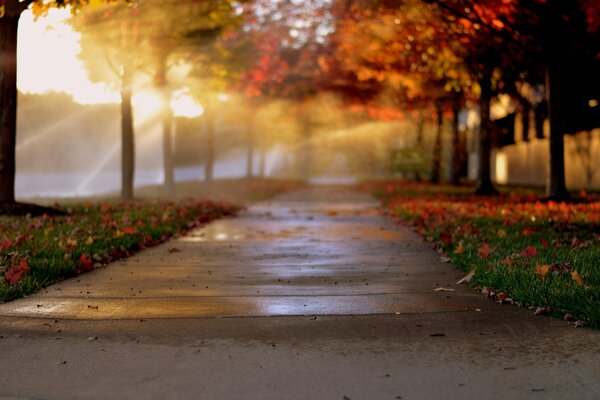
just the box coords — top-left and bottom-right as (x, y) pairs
(414, 109), (425, 181)
(475, 70), (498, 195)
(299, 120), (312, 181)
(449, 96), (461, 185)
(246, 113), (254, 179)
(162, 97), (175, 195)
(0, 16), (20, 204)
(545, 58), (570, 200)
(258, 145), (266, 178)
(204, 107), (215, 182)
(430, 104), (443, 184)
(120, 68), (135, 200)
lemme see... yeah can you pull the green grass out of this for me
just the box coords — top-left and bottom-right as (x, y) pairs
(362, 180), (600, 328)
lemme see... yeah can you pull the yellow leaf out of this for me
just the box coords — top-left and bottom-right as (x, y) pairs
(497, 229), (507, 238)
(86, 236), (94, 245)
(114, 230), (124, 238)
(571, 271), (584, 286)
(66, 238), (78, 246)
(535, 264), (550, 280)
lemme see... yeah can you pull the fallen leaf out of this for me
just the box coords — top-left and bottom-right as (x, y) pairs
(456, 270), (475, 284)
(0, 236), (12, 250)
(455, 243), (464, 255)
(434, 287), (455, 292)
(168, 247), (182, 253)
(519, 245), (538, 258)
(563, 313), (575, 322)
(541, 238), (548, 249)
(571, 271), (584, 286)
(478, 243), (491, 259)
(535, 264), (550, 280)
(572, 320), (587, 328)
(535, 306), (551, 316)
(497, 229), (507, 238)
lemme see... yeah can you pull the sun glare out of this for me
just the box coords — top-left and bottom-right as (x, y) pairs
(133, 91), (163, 121)
(171, 89), (204, 118)
(18, 8), (119, 105)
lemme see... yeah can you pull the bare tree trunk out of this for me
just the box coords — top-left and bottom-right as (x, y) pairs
(414, 109), (425, 181)
(430, 104), (443, 184)
(449, 95), (461, 185)
(258, 146), (266, 178)
(475, 70), (498, 195)
(299, 119), (312, 181)
(0, 15), (19, 204)
(546, 60), (570, 200)
(162, 102), (175, 195)
(246, 113), (254, 179)
(120, 67), (135, 200)
(205, 107), (215, 182)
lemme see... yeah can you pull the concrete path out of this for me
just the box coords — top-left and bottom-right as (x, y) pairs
(0, 186), (599, 399)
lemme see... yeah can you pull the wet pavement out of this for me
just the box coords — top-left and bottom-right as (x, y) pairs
(0, 185), (599, 400)
(0, 185), (477, 320)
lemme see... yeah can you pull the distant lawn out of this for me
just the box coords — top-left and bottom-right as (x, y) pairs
(1, 178), (303, 302)
(362, 180), (600, 328)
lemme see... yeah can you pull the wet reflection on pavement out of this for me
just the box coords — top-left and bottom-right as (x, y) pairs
(0, 186), (475, 319)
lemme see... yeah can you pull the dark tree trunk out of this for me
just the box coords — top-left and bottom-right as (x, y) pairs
(521, 102), (531, 142)
(449, 96), (461, 185)
(0, 16), (19, 204)
(430, 104), (443, 184)
(545, 55), (570, 200)
(120, 68), (135, 200)
(475, 70), (498, 195)
(413, 109), (425, 181)
(204, 107), (215, 182)
(246, 114), (254, 179)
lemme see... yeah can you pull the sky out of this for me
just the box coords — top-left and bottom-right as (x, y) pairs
(17, 8), (203, 117)
(18, 8), (120, 104)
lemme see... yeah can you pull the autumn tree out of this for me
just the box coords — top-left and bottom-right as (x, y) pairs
(74, 3), (142, 200)
(425, 0), (600, 199)
(231, 0), (333, 180)
(0, 0), (126, 213)
(328, 0), (471, 184)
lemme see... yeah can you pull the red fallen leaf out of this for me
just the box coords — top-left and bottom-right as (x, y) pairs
(501, 257), (516, 266)
(122, 226), (138, 235)
(478, 243), (491, 259)
(439, 232), (453, 244)
(541, 238), (548, 249)
(0, 236), (11, 250)
(79, 254), (93, 271)
(4, 259), (31, 286)
(519, 245), (538, 258)
(15, 233), (30, 246)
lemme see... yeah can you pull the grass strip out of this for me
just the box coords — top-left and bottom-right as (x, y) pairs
(0, 199), (237, 302)
(363, 180), (600, 328)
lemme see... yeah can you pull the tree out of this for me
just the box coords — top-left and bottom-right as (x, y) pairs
(425, 0), (600, 199)
(74, 4), (142, 200)
(0, 0), (125, 213)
